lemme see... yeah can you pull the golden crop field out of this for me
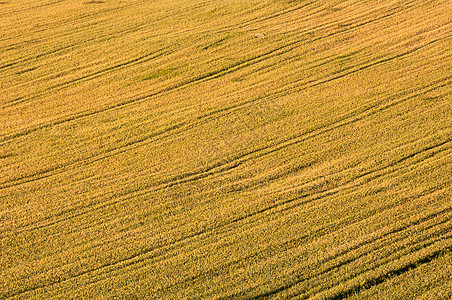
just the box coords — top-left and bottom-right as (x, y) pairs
(1, 0), (451, 298)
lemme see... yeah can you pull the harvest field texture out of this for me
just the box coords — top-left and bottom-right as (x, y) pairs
(1, 0), (452, 299)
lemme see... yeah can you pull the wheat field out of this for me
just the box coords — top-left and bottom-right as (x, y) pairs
(1, 0), (451, 299)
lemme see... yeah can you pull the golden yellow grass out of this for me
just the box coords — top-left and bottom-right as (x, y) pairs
(1, 0), (451, 299)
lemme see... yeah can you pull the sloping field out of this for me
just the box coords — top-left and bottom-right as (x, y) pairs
(1, 0), (452, 298)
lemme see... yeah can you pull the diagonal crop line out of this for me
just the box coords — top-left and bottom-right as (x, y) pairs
(1, 49), (171, 108)
(5, 69), (448, 192)
(0, 42), (294, 144)
(25, 187), (450, 300)
(147, 78), (452, 193)
(4, 146), (450, 299)
(322, 242), (452, 300)
(229, 0), (317, 30)
(0, 37), (97, 72)
(0, 120), (190, 190)
(2, 92), (450, 248)
(3, 28), (448, 182)
(4, 168), (449, 299)
(248, 213), (452, 300)
(161, 187), (452, 298)
(0, 58), (426, 190)
(144, 140), (452, 297)
(2, 0), (451, 298)
(2, 80), (450, 242)
(0, 0), (430, 144)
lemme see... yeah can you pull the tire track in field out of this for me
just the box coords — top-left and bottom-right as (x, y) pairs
(0, 4), (144, 72)
(0, 35), (100, 71)
(327, 246), (452, 299)
(5, 172), (450, 299)
(1, 0), (429, 142)
(0, 4), (128, 43)
(227, 0), (317, 30)
(1, 80), (450, 244)
(2, 80), (450, 251)
(1, 4), (171, 69)
(2, 0), (448, 258)
(221, 0), (417, 36)
(240, 221), (452, 299)
(220, 126), (452, 198)
(231, 141), (452, 258)
(289, 33), (452, 93)
(0, 0), (277, 84)
(149, 79), (451, 192)
(0, 120), (189, 190)
(8, 135), (450, 245)
(247, 206), (452, 299)
(1, 27), (92, 70)
(0, 1), (210, 70)
(155, 187), (452, 298)
(0, 45), (397, 186)
(5, 17), (449, 142)
(322, 137), (452, 195)
(255, 234), (452, 300)
(0, 0), (436, 91)
(4, 40), (441, 193)
(0, 39), (300, 143)
(0, 0), (64, 18)
(309, 230), (452, 300)
(2, 1), (450, 297)
(88, 138), (452, 281)
(2, 39), (448, 193)
(1, 48), (171, 108)
(17, 183), (449, 300)
(24, 35), (452, 300)
(73, 191), (450, 299)
(4, 139), (450, 299)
